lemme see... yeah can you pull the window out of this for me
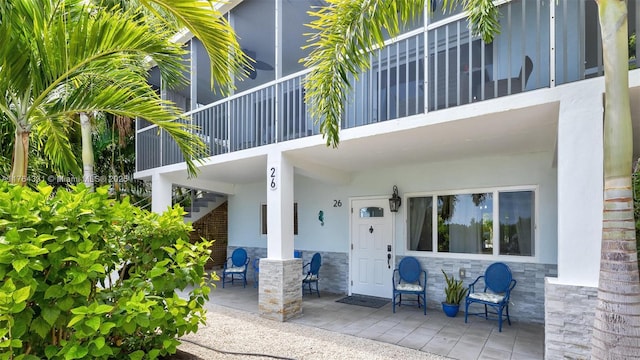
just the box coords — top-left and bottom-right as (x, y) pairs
(408, 197), (433, 251)
(438, 193), (493, 254)
(261, 203), (298, 235)
(499, 191), (534, 256)
(360, 207), (384, 218)
(407, 189), (535, 257)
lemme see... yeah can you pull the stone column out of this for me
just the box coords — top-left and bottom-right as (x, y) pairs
(258, 258), (303, 321)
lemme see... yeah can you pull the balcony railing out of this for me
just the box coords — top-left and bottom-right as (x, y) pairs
(136, 0), (638, 173)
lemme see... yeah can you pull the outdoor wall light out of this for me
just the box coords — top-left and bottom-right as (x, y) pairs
(389, 185), (401, 212)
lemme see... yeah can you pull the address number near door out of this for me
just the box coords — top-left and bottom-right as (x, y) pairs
(333, 200), (342, 207)
(269, 166), (277, 190)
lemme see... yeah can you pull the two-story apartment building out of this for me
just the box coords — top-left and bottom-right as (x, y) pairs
(135, 1), (640, 357)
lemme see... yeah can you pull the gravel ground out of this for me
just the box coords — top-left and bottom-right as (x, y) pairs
(174, 304), (450, 360)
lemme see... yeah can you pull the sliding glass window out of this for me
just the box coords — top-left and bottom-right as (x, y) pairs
(407, 188), (535, 257)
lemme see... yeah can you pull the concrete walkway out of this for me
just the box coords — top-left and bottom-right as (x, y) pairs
(189, 280), (544, 360)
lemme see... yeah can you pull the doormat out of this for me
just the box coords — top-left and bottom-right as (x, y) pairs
(336, 295), (390, 309)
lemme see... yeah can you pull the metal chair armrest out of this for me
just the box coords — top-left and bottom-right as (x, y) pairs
(223, 257), (233, 270)
(468, 275), (484, 293)
(392, 269), (400, 290)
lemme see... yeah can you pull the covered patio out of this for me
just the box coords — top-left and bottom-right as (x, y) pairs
(206, 279), (544, 360)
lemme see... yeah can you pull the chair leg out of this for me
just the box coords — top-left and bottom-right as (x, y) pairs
(484, 304), (488, 319)
(498, 307), (503, 332)
(464, 300), (469, 324)
(506, 304), (511, 325)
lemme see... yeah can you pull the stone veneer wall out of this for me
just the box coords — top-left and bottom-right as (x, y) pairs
(190, 202), (227, 269)
(544, 279), (597, 359)
(232, 246), (557, 324)
(229, 246), (349, 294)
(403, 256), (557, 324)
(258, 258), (303, 321)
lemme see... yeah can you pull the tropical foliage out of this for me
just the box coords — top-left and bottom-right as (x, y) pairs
(0, 0), (239, 185)
(0, 181), (214, 359)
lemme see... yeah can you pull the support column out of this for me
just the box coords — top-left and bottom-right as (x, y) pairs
(151, 173), (173, 214)
(259, 152), (302, 321)
(545, 84), (603, 358)
(556, 86), (603, 287)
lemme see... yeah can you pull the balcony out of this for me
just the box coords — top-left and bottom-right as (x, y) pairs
(136, 0), (639, 173)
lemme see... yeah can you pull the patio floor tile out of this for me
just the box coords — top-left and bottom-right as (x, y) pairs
(205, 285), (545, 360)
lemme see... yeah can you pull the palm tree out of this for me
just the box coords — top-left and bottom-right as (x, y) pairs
(303, 0), (640, 357)
(0, 0), (248, 187)
(590, 1), (640, 358)
(80, 0), (249, 188)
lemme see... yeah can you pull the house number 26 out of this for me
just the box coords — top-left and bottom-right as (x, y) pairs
(269, 166), (277, 190)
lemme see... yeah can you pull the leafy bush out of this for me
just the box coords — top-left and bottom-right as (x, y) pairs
(442, 270), (468, 305)
(0, 181), (214, 359)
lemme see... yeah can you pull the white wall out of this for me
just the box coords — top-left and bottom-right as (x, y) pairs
(228, 150), (558, 264)
(555, 82), (603, 287)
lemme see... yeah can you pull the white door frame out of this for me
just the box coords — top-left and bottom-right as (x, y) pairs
(348, 196), (396, 297)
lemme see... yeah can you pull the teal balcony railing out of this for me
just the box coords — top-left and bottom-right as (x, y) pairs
(136, 0), (638, 173)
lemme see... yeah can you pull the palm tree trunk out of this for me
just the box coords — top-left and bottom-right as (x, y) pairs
(9, 125), (30, 186)
(591, 0), (640, 358)
(80, 112), (95, 189)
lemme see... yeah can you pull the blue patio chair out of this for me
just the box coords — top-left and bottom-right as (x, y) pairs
(302, 252), (321, 297)
(392, 256), (427, 315)
(464, 262), (517, 332)
(222, 248), (250, 288)
(253, 258), (260, 288)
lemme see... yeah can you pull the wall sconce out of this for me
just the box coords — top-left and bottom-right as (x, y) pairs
(389, 185), (401, 212)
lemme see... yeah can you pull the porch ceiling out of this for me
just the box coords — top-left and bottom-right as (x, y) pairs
(287, 103), (560, 175)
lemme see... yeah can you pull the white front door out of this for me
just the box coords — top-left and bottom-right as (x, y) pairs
(350, 198), (394, 298)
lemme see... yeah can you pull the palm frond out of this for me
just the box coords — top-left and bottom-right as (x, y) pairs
(140, 0), (250, 94)
(303, 0), (501, 147)
(303, 0), (426, 147)
(38, 115), (81, 175)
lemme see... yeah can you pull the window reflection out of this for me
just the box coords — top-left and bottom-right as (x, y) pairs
(437, 193), (493, 254)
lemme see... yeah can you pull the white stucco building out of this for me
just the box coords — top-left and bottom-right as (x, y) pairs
(135, 1), (640, 358)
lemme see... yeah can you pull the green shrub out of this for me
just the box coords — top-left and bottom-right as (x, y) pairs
(0, 181), (214, 359)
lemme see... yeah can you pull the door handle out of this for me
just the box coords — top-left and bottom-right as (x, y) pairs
(387, 253), (391, 269)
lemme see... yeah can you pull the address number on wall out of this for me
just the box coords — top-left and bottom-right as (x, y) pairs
(333, 200), (342, 207)
(269, 166), (277, 190)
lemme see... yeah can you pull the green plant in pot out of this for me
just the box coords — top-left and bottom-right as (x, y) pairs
(441, 270), (468, 317)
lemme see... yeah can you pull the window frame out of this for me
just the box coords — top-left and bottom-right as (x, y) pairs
(261, 202), (298, 236)
(404, 185), (538, 261)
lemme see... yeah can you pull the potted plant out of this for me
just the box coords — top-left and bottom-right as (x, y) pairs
(441, 270), (468, 317)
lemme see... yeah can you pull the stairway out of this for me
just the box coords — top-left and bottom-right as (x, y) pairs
(173, 188), (227, 223)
